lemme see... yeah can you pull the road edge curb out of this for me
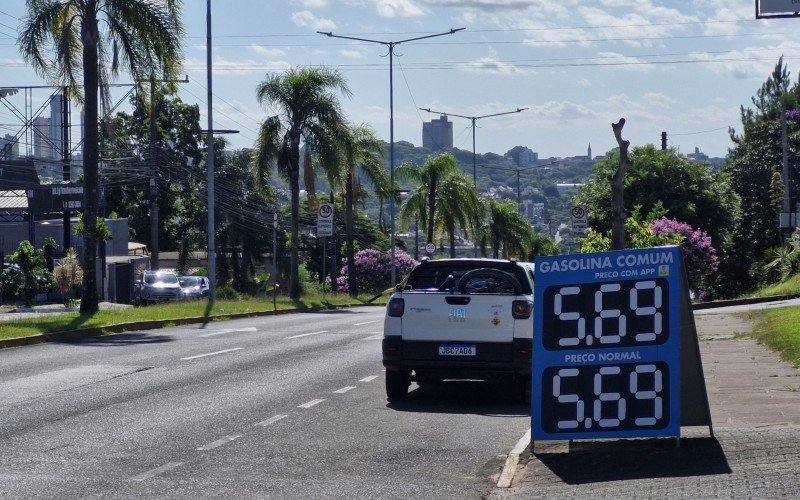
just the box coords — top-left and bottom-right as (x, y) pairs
(496, 428), (531, 488)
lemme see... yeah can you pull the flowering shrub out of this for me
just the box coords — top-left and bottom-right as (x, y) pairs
(337, 249), (418, 294)
(651, 217), (719, 299)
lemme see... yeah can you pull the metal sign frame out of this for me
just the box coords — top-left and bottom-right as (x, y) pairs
(532, 246), (682, 441)
(756, 0), (800, 18)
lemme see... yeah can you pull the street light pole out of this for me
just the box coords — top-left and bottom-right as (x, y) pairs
(206, 0), (216, 301)
(420, 106), (527, 257)
(319, 28), (464, 286)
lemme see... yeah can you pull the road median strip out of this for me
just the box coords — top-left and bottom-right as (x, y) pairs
(0, 303), (380, 350)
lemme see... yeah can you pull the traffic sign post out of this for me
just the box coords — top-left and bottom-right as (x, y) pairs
(425, 242), (436, 256)
(317, 204), (334, 237)
(571, 205), (588, 233)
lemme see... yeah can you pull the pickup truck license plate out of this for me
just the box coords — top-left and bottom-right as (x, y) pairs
(438, 344), (476, 356)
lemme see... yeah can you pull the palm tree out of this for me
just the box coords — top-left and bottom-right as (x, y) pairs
(432, 171), (480, 257)
(338, 125), (387, 296)
(19, 0), (183, 313)
(397, 152), (461, 246)
(254, 67), (349, 299)
(480, 199), (534, 259)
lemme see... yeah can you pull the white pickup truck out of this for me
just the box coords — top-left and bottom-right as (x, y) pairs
(382, 258), (535, 401)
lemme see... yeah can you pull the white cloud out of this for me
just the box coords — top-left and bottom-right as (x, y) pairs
(290, 0), (329, 7)
(595, 52), (653, 72)
(531, 101), (598, 121)
(687, 42), (800, 80)
(291, 10), (337, 30)
(374, 0), (428, 18)
(248, 45), (287, 59)
(643, 92), (676, 108)
(577, 79), (592, 87)
(340, 49), (366, 59)
(182, 56), (290, 76)
(459, 57), (527, 74)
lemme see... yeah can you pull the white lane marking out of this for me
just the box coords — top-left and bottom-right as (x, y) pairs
(130, 462), (183, 482)
(362, 334), (383, 341)
(285, 330), (327, 340)
(255, 414), (288, 427)
(333, 386), (356, 394)
(181, 348), (243, 361)
(359, 376), (378, 382)
(354, 320), (379, 326)
(298, 399), (325, 409)
(199, 327), (257, 338)
(197, 434), (242, 451)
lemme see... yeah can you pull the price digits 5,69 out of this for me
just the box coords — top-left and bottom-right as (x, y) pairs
(541, 362), (669, 432)
(542, 279), (669, 350)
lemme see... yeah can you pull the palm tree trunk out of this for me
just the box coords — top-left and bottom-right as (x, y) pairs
(449, 229), (456, 258)
(303, 145), (316, 208)
(79, 18), (100, 314)
(289, 158), (301, 300)
(427, 181), (437, 244)
(345, 172), (358, 296)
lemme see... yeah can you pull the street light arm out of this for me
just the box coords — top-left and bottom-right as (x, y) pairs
(319, 28), (465, 46)
(474, 107), (528, 121)
(420, 106), (528, 121)
(419, 107), (473, 120)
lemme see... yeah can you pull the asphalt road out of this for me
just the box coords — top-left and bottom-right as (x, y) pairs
(0, 306), (530, 499)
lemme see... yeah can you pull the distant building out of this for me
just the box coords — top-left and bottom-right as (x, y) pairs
(521, 200), (545, 221)
(518, 147), (539, 167)
(556, 183), (584, 193)
(32, 116), (51, 159)
(0, 134), (19, 159)
(422, 115), (453, 152)
(568, 143), (593, 161)
(687, 147), (709, 163)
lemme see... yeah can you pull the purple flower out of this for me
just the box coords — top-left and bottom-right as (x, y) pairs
(337, 248), (418, 293)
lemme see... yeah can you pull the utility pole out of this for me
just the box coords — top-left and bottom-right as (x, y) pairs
(420, 106), (527, 256)
(330, 191), (338, 292)
(61, 87), (71, 253)
(206, 0), (216, 301)
(319, 27), (464, 287)
(149, 75), (159, 270)
(145, 74), (188, 271)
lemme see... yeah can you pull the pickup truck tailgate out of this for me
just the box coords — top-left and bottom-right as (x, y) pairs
(400, 292), (517, 342)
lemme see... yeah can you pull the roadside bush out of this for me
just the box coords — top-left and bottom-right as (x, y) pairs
(337, 249), (417, 295)
(299, 262), (323, 294)
(2, 239), (56, 306)
(216, 284), (241, 300)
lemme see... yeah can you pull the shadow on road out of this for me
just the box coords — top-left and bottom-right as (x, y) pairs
(535, 436), (731, 484)
(387, 380), (529, 417)
(58, 332), (175, 347)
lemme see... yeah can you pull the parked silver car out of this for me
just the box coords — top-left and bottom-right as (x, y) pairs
(178, 276), (210, 299)
(135, 271), (183, 305)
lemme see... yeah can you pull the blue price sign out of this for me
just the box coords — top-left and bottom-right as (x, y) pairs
(532, 247), (683, 441)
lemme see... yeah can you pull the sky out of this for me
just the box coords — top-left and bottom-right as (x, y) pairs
(2, 0), (800, 160)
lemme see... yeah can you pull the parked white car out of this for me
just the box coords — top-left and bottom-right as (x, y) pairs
(382, 258), (535, 401)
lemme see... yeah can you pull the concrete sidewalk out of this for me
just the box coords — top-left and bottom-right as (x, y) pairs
(492, 310), (800, 499)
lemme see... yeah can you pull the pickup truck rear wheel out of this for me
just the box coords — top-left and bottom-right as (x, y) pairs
(386, 369), (410, 400)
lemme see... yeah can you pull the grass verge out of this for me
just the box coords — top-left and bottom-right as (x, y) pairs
(743, 274), (800, 298)
(749, 307), (800, 368)
(0, 293), (386, 341)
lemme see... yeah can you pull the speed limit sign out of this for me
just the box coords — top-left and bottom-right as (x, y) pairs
(571, 205), (588, 232)
(425, 242), (436, 255)
(317, 203), (334, 236)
